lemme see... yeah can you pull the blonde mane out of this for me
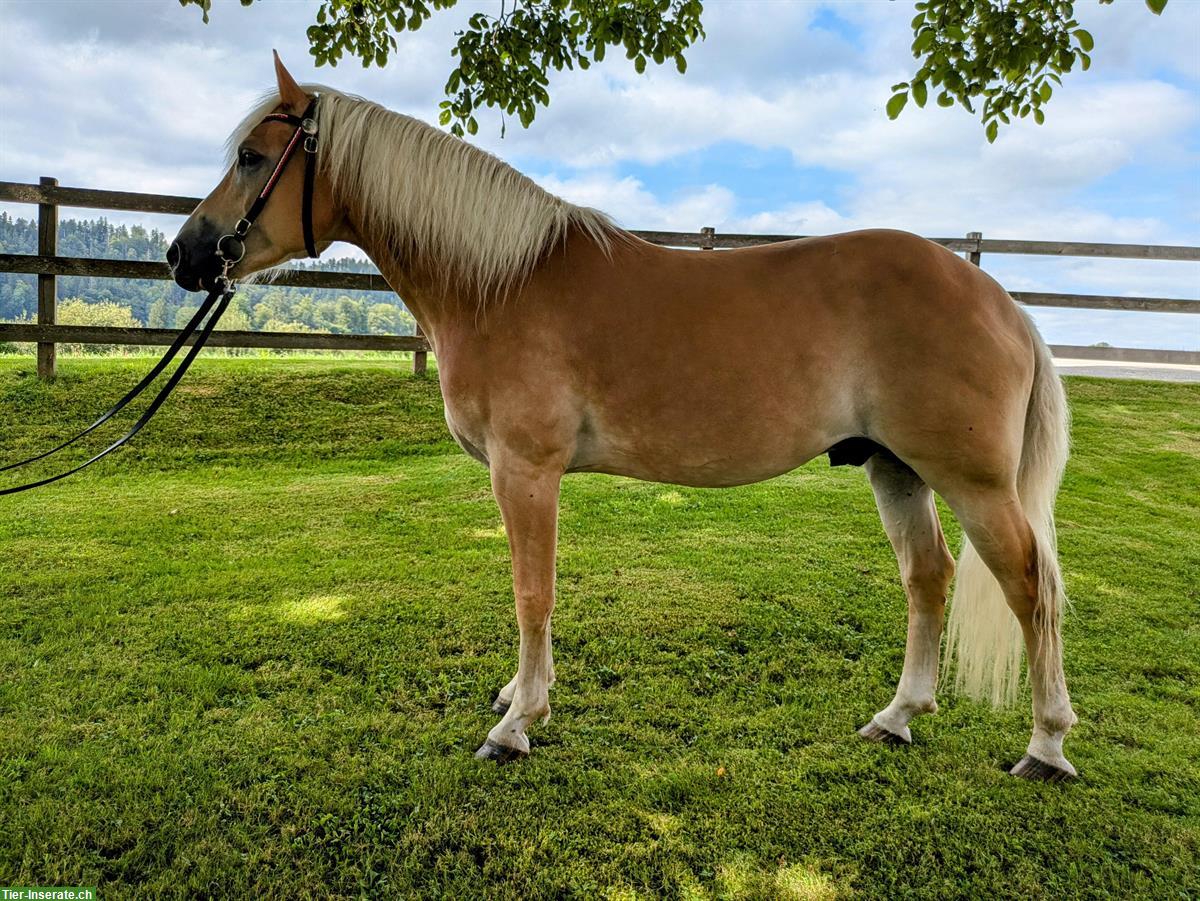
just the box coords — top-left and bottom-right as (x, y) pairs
(228, 87), (619, 300)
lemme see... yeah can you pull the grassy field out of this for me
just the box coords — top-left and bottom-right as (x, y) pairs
(0, 357), (1197, 899)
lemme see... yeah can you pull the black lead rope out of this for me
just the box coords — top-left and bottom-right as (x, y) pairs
(1, 97), (320, 496)
(1, 288), (223, 476)
(0, 285), (234, 496)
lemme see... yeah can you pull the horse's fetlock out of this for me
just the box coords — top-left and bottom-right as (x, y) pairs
(910, 695), (937, 715)
(1041, 708), (1076, 736)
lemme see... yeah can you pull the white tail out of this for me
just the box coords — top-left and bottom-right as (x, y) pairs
(945, 311), (1070, 705)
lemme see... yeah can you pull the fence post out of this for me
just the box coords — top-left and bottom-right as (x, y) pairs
(37, 176), (58, 379)
(966, 230), (982, 267)
(700, 226), (715, 251)
(413, 321), (428, 375)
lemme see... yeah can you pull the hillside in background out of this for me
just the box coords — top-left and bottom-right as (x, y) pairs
(0, 213), (415, 336)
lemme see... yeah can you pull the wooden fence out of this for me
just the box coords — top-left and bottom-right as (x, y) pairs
(1, 178), (1197, 380)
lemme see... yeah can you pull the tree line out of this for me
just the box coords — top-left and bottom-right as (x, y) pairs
(0, 213), (415, 337)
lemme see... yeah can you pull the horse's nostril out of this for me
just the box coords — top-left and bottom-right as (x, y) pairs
(166, 241), (183, 271)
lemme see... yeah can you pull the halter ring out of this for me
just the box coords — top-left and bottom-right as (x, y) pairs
(216, 233), (246, 265)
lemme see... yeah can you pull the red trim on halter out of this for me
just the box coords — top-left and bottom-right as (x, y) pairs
(220, 97), (319, 264)
(258, 126), (305, 200)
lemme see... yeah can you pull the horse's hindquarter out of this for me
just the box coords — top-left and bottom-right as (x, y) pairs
(445, 228), (1035, 487)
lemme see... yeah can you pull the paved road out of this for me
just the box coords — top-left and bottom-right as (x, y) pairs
(1055, 359), (1200, 383)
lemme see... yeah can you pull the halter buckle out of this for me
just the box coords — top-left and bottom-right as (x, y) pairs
(304, 135), (318, 154)
(233, 218), (252, 238)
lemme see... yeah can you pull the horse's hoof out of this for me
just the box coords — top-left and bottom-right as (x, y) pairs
(491, 696), (511, 716)
(857, 718), (912, 746)
(473, 739), (528, 764)
(1009, 754), (1077, 783)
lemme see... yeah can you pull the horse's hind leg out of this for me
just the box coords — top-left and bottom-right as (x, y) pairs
(949, 488), (1077, 779)
(859, 454), (955, 744)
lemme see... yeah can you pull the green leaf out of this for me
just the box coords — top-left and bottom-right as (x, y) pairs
(937, 91), (954, 107)
(1034, 108), (1045, 125)
(1039, 81), (1053, 102)
(1075, 28), (1094, 52)
(912, 28), (936, 54)
(634, 53), (646, 74)
(1146, 0), (1167, 13)
(886, 92), (908, 120)
(912, 80), (928, 108)
(986, 119), (999, 143)
(675, 54), (686, 74)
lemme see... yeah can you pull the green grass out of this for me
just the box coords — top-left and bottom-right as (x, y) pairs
(1, 357), (1197, 899)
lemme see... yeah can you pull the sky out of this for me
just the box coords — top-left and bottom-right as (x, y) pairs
(1, 0), (1197, 349)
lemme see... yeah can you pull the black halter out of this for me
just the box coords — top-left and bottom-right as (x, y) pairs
(1, 98), (321, 495)
(216, 97), (321, 274)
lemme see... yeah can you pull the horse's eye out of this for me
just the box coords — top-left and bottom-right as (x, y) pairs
(238, 148), (263, 168)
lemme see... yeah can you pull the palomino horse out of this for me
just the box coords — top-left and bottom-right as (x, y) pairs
(169, 56), (1077, 781)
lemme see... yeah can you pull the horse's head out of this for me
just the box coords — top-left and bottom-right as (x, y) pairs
(168, 54), (343, 292)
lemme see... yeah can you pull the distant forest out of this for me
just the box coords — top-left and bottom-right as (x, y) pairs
(0, 213), (415, 336)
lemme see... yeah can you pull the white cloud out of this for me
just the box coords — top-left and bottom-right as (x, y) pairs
(533, 172), (735, 230)
(728, 201), (851, 236)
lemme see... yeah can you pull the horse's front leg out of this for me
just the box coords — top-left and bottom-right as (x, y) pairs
(475, 454), (561, 762)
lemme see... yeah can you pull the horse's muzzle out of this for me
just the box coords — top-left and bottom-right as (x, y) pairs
(168, 217), (224, 293)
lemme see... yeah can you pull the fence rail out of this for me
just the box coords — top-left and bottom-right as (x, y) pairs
(2, 178), (1197, 378)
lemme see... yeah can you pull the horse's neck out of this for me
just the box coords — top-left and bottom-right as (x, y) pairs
(351, 218), (612, 347)
(337, 171), (518, 340)
(351, 229), (472, 342)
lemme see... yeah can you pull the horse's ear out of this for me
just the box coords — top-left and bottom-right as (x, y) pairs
(273, 50), (309, 114)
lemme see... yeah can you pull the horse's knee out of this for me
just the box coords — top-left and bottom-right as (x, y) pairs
(514, 589), (553, 627)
